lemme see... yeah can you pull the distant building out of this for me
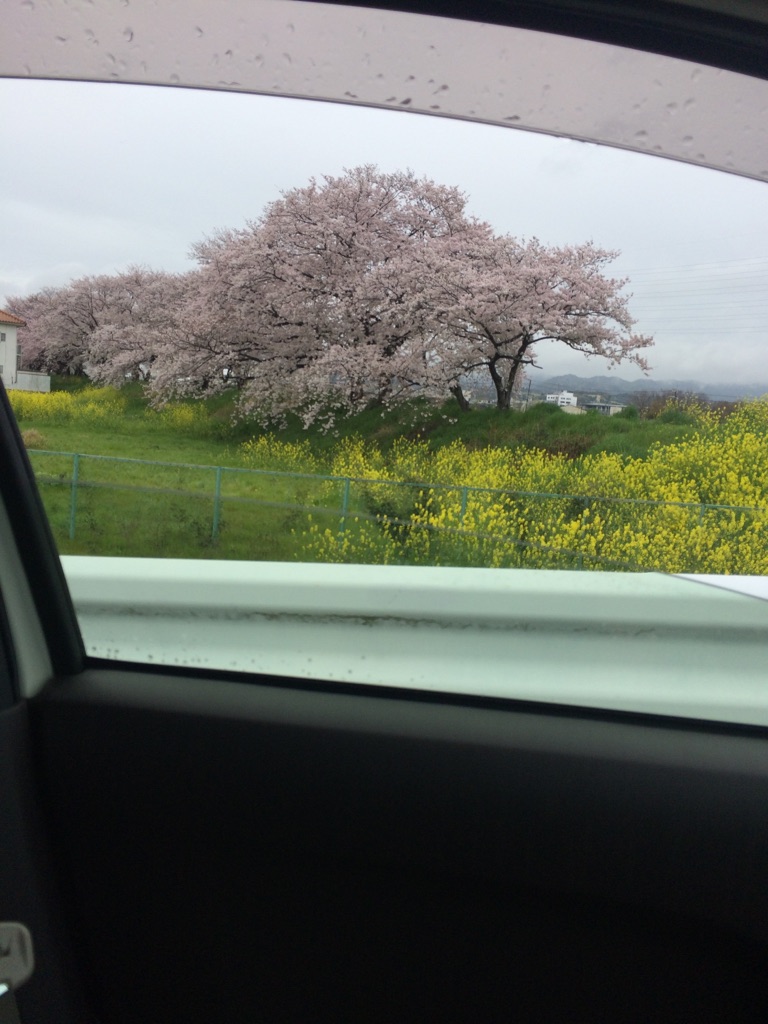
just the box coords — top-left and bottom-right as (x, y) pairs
(0, 310), (51, 393)
(584, 400), (625, 416)
(545, 389), (578, 408)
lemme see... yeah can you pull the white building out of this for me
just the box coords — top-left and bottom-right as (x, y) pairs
(545, 389), (578, 408)
(0, 310), (50, 392)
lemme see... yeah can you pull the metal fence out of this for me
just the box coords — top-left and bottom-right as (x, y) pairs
(27, 448), (768, 568)
(30, 450), (362, 543)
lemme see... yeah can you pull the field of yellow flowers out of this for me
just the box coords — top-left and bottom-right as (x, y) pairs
(9, 386), (128, 424)
(10, 386), (768, 573)
(273, 401), (768, 574)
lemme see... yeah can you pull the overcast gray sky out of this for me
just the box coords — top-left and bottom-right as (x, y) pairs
(2, 77), (767, 384)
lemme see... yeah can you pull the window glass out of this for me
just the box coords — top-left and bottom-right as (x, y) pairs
(2, 7), (768, 722)
(4, 77), (767, 572)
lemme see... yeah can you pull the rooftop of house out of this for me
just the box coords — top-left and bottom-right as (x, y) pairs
(0, 310), (26, 327)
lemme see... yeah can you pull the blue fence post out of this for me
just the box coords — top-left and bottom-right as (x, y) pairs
(459, 486), (468, 526)
(211, 466), (223, 541)
(68, 453), (80, 541)
(339, 477), (351, 534)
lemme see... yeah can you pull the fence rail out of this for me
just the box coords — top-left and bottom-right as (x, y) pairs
(26, 449), (768, 569)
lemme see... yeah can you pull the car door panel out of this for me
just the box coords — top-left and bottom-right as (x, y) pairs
(0, 703), (90, 1024)
(26, 668), (768, 1023)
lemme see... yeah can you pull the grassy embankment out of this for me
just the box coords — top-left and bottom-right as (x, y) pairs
(24, 374), (697, 458)
(11, 376), (740, 569)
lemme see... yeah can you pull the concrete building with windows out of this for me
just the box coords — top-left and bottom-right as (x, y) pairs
(583, 400), (625, 416)
(0, 310), (50, 392)
(545, 389), (578, 408)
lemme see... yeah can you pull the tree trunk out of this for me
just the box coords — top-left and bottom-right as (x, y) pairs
(450, 383), (471, 412)
(487, 357), (507, 411)
(490, 346), (527, 411)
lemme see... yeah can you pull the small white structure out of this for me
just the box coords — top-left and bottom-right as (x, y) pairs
(0, 310), (50, 392)
(545, 389), (578, 408)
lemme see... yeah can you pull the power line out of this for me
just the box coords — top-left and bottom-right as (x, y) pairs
(633, 308), (768, 317)
(632, 297), (768, 307)
(636, 328), (767, 335)
(627, 274), (768, 284)
(627, 280), (768, 291)
(612, 232), (768, 260)
(620, 255), (768, 274)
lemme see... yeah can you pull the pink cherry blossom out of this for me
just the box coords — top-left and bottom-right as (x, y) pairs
(9, 166), (652, 423)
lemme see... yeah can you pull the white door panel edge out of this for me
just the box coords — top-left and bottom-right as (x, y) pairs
(677, 574), (768, 601)
(61, 556), (768, 726)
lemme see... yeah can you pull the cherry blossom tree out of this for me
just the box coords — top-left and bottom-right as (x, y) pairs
(8, 166), (652, 424)
(179, 168), (651, 421)
(7, 282), (99, 374)
(417, 232), (653, 411)
(8, 267), (191, 381)
(84, 267), (194, 386)
(179, 165), (483, 424)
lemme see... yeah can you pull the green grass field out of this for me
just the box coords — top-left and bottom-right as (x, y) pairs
(10, 376), (702, 562)
(30, 375), (697, 457)
(25, 447), (349, 561)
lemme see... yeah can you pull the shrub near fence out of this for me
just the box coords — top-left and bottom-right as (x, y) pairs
(298, 409), (768, 573)
(302, 476), (768, 572)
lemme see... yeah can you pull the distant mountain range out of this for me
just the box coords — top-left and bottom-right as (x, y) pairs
(527, 374), (768, 402)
